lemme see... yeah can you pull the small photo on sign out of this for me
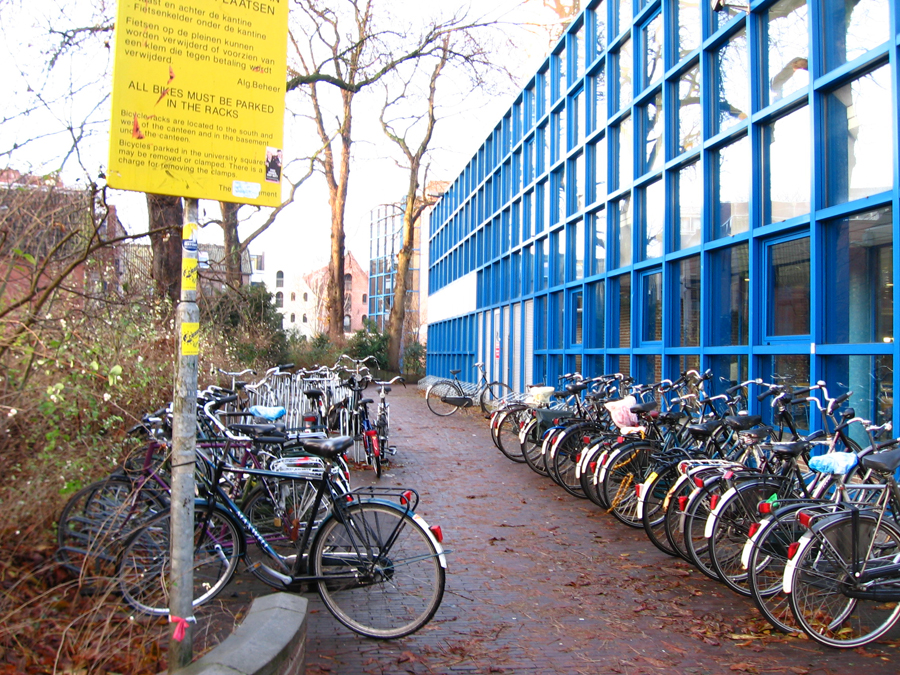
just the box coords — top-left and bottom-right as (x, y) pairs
(265, 147), (283, 183)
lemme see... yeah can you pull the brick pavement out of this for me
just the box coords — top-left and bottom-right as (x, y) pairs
(208, 385), (898, 675)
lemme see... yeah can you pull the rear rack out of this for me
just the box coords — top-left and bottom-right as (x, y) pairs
(349, 486), (420, 511)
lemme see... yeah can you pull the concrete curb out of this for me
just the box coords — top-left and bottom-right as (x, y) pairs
(171, 593), (307, 675)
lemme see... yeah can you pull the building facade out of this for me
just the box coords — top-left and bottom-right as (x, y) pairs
(426, 0), (897, 427)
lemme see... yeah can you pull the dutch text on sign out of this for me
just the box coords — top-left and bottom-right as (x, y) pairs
(108, 0), (289, 206)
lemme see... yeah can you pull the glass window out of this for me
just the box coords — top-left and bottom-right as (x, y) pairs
(554, 167), (566, 224)
(593, 66), (608, 130)
(759, 355), (810, 428)
(571, 153), (585, 214)
(709, 243), (749, 345)
(716, 28), (749, 133)
(541, 69), (551, 117)
(825, 206), (893, 344)
(765, 106), (810, 224)
(677, 0), (701, 59)
(570, 217), (585, 280)
(768, 236), (810, 337)
(677, 255), (701, 346)
(707, 355), (748, 393)
(553, 228), (566, 285)
(276, 270), (284, 287)
(617, 0), (632, 36)
(643, 13), (663, 88)
(557, 47), (567, 100)
(642, 91), (663, 174)
(570, 289), (584, 345)
(574, 25), (585, 82)
(538, 236), (550, 289)
(824, 65), (893, 206)
(766, 0), (809, 106)
(572, 89), (585, 148)
(536, 180), (547, 234)
(712, 0), (747, 32)
(617, 38), (633, 110)
(636, 354), (661, 384)
(587, 280), (606, 347)
(553, 109), (566, 163)
(593, 135), (608, 203)
(824, 354), (893, 427)
(642, 271), (662, 342)
(642, 179), (664, 260)
(676, 160), (702, 250)
(523, 190), (533, 240)
(617, 273), (632, 347)
(275, 291), (284, 308)
(615, 194), (633, 267)
(678, 63), (702, 154)
(551, 291), (564, 348)
(714, 134), (751, 239)
(535, 295), (547, 349)
(617, 114), (633, 189)
(821, 0), (890, 72)
(595, 1), (608, 55)
(522, 244), (534, 293)
(590, 208), (608, 275)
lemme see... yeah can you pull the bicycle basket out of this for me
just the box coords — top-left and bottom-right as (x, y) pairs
(270, 456), (326, 480)
(535, 407), (574, 427)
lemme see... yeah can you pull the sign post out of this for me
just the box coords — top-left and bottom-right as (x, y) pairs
(106, 0), (289, 669)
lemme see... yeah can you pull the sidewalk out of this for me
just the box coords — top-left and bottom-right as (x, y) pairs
(216, 386), (898, 674)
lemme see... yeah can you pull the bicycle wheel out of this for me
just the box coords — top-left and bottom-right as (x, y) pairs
(788, 515), (900, 648)
(708, 481), (775, 596)
(550, 430), (588, 498)
(426, 381), (463, 416)
(57, 476), (167, 581)
(521, 420), (550, 477)
(602, 444), (653, 528)
(641, 463), (680, 557)
(313, 502), (446, 639)
(664, 476), (695, 563)
(746, 508), (807, 633)
(117, 501), (243, 616)
(241, 482), (331, 585)
(496, 408), (529, 463)
(682, 482), (721, 580)
(480, 381), (513, 415)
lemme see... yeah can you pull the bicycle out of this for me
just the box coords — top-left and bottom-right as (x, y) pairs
(116, 433), (448, 639)
(425, 362), (512, 417)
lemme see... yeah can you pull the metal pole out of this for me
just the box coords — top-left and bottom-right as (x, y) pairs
(169, 197), (200, 671)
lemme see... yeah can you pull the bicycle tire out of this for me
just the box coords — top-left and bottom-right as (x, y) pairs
(241, 482), (332, 585)
(663, 475), (696, 563)
(788, 515), (900, 648)
(708, 481), (777, 596)
(641, 463), (680, 557)
(521, 419), (550, 476)
(549, 429), (588, 498)
(426, 381), (463, 416)
(480, 381), (514, 415)
(746, 507), (808, 633)
(496, 408), (529, 463)
(313, 501), (446, 639)
(56, 476), (167, 581)
(602, 444), (653, 528)
(682, 482), (721, 580)
(117, 501), (243, 616)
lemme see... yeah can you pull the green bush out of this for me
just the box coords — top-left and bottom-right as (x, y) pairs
(346, 319), (389, 369)
(402, 340), (426, 376)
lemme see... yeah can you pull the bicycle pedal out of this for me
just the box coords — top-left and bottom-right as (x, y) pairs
(387, 446), (397, 456)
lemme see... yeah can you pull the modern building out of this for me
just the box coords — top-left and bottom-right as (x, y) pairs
(425, 0), (896, 427)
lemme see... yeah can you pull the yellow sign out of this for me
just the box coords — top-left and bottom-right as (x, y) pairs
(107, 0), (289, 207)
(182, 256), (198, 290)
(181, 322), (201, 355)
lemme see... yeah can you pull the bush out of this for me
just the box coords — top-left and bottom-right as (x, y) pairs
(346, 319), (389, 370)
(402, 340), (426, 376)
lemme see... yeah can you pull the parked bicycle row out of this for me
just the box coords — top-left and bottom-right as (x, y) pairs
(55, 358), (447, 639)
(471, 369), (900, 649)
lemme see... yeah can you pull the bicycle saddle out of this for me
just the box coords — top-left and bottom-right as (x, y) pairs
(298, 435), (354, 459)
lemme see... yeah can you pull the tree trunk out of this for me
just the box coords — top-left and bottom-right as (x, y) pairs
(324, 91), (353, 343)
(219, 201), (243, 288)
(386, 187), (417, 372)
(146, 193), (183, 304)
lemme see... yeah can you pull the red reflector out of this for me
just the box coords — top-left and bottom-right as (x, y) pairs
(723, 470), (734, 480)
(346, 495), (354, 502)
(678, 462), (688, 474)
(364, 429), (377, 438)
(583, 436), (591, 444)
(635, 484), (642, 498)
(429, 525), (443, 543)
(748, 522), (760, 538)
(694, 476), (705, 488)
(617, 436), (625, 444)
(798, 511), (813, 529)
(589, 461), (597, 472)
(678, 495), (689, 511)
(575, 453), (581, 463)
(709, 494), (719, 510)
(303, 415), (317, 423)
(758, 501), (772, 515)
(400, 490), (414, 506)
(787, 542), (800, 560)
